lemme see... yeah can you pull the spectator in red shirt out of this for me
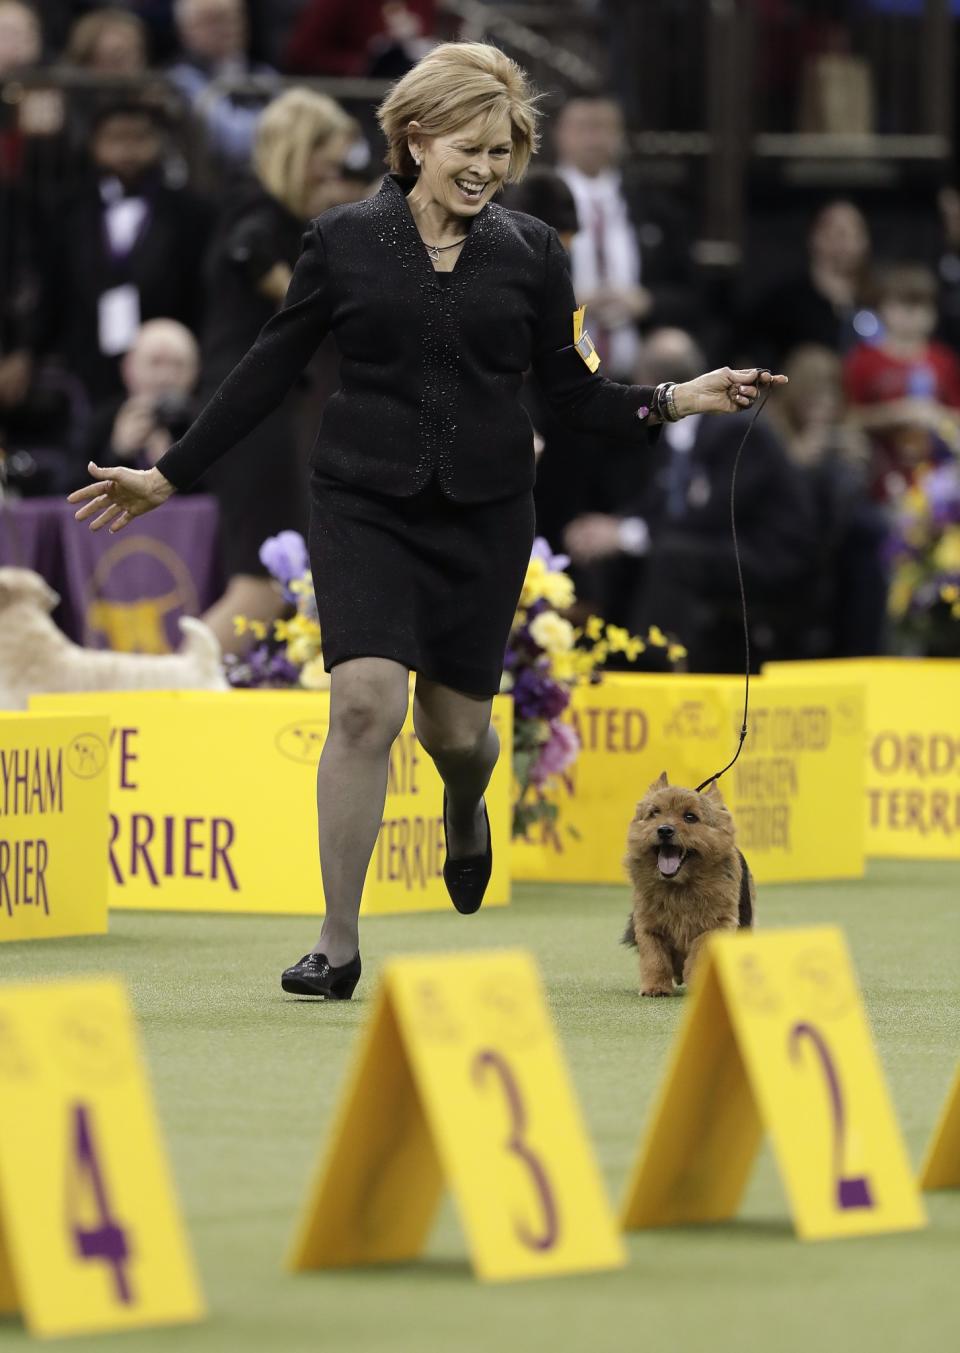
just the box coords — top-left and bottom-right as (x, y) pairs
(844, 263), (960, 501)
(283, 0), (436, 78)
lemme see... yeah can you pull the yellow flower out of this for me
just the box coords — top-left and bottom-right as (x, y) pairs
(624, 637), (646, 661)
(519, 556), (549, 606)
(541, 571), (575, 610)
(942, 584), (960, 604)
(232, 615), (248, 636)
(605, 624), (630, 653)
(550, 651), (577, 681)
(584, 614), (604, 641)
(647, 625), (668, 647)
(287, 635), (320, 665)
(249, 620), (267, 641)
(888, 563), (921, 619)
(529, 610), (575, 654)
(934, 527), (960, 572)
(591, 640), (609, 664)
(273, 618), (292, 642)
(299, 656), (330, 690)
(668, 642), (688, 663)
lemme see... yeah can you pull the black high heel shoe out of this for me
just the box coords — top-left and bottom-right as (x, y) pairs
(281, 951), (361, 999)
(442, 791), (492, 915)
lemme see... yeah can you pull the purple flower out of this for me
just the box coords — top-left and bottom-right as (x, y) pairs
(925, 464), (960, 528)
(259, 531), (309, 587)
(225, 642), (300, 689)
(530, 536), (570, 574)
(530, 719), (579, 787)
(512, 666), (571, 720)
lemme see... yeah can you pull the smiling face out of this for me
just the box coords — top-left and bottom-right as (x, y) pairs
(408, 111), (513, 220)
(626, 773), (736, 887)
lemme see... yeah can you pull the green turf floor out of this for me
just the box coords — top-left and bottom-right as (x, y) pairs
(0, 861), (957, 1352)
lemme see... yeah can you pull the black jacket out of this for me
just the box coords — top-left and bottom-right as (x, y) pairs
(619, 416), (821, 671)
(157, 174), (656, 503)
(41, 175), (212, 404)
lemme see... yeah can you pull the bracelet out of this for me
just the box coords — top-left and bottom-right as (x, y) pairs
(652, 381), (682, 423)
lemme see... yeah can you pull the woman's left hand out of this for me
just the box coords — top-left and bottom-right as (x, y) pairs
(674, 367), (787, 417)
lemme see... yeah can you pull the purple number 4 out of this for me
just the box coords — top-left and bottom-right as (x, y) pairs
(788, 1022), (874, 1211)
(66, 1103), (134, 1303)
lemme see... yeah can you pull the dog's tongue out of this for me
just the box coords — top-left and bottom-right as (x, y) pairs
(657, 845), (683, 877)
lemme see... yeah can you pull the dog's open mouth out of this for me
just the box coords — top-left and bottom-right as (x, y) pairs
(655, 844), (686, 878)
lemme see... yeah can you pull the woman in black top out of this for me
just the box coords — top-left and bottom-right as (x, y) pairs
(197, 87), (359, 655)
(70, 42), (783, 1001)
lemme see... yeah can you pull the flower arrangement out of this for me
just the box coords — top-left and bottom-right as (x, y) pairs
(227, 532), (686, 838)
(506, 539), (685, 839)
(887, 459), (960, 656)
(226, 531), (330, 689)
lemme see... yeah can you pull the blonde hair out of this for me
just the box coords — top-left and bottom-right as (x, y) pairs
(377, 42), (541, 182)
(253, 88), (357, 219)
(66, 8), (147, 68)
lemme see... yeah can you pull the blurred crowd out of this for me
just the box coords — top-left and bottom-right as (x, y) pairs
(2, 1), (960, 665)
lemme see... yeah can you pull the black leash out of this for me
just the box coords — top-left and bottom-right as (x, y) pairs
(695, 375), (773, 794)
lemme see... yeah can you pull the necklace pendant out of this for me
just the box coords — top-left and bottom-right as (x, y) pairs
(427, 244), (440, 262)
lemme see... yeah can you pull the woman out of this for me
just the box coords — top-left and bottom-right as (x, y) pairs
(64, 8), (149, 74)
(192, 86), (360, 654)
(742, 199), (873, 366)
(69, 43), (784, 1001)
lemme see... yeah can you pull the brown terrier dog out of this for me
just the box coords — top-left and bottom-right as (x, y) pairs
(622, 772), (755, 996)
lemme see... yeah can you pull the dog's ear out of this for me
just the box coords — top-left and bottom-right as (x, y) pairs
(703, 778), (725, 804)
(647, 770), (669, 793)
(0, 568), (60, 614)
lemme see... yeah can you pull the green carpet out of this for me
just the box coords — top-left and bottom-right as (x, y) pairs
(0, 861), (957, 1352)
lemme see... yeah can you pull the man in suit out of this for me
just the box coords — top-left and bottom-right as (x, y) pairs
(563, 328), (821, 672)
(553, 95), (699, 379)
(40, 100), (212, 407)
(168, 0), (277, 169)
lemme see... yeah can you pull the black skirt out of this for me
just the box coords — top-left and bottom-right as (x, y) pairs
(308, 470), (536, 698)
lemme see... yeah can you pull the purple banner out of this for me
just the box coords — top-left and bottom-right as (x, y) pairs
(0, 498), (223, 652)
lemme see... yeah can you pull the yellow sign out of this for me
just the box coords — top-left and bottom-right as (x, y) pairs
(920, 1065), (960, 1190)
(0, 977), (203, 1337)
(29, 691), (512, 916)
(512, 675), (866, 886)
(621, 926), (925, 1240)
(289, 949), (625, 1282)
(765, 658), (960, 860)
(0, 713), (109, 941)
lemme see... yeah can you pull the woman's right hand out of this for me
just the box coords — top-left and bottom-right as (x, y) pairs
(67, 462), (176, 533)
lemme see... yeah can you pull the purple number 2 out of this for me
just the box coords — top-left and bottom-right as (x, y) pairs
(472, 1049), (560, 1251)
(66, 1103), (134, 1303)
(788, 1022), (874, 1211)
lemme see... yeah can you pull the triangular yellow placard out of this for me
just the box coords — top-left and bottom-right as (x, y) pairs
(621, 926), (926, 1241)
(289, 949), (625, 1282)
(0, 977), (204, 1337)
(919, 1064), (960, 1190)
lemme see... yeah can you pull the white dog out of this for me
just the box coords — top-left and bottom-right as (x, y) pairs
(0, 567), (227, 710)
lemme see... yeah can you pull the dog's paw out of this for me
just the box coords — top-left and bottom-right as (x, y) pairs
(640, 986), (673, 998)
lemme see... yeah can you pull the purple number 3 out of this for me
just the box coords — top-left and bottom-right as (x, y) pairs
(472, 1049), (560, 1251)
(788, 1023), (874, 1211)
(66, 1103), (134, 1303)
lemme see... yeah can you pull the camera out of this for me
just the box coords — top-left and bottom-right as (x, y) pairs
(151, 392), (196, 442)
